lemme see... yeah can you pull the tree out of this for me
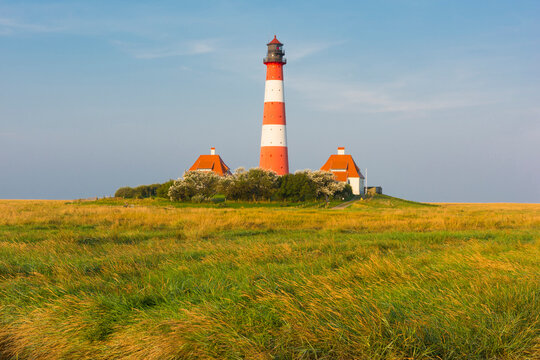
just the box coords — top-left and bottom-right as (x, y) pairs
(245, 168), (279, 200)
(116, 170), (348, 203)
(336, 184), (353, 200)
(168, 171), (221, 201)
(132, 184), (160, 199)
(276, 172), (317, 201)
(219, 168), (249, 200)
(156, 180), (174, 198)
(115, 187), (136, 198)
(306, 170), (346, 202)
(167, 180), (191, 201)
(219, 168), (278, 201)
(115, 181), (177, 199)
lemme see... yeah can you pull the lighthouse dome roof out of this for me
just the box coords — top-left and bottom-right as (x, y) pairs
(268, 35), (282, 45)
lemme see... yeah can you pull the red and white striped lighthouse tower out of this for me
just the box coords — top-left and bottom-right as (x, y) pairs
(259, 35), (289, 175)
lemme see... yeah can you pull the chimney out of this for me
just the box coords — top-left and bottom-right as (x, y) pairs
(337, 147), (345, 155)
(210, 147), (216, 155)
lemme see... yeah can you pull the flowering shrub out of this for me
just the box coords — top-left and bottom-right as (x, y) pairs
(306, 170), (347, 201)
(168, 171), (221, 201)
(168, 169), (350, 202)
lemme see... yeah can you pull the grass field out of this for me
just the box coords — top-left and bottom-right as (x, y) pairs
(0, 196), (539, 359)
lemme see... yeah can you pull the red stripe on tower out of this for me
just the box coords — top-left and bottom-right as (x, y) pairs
(259, 35), (289, 175)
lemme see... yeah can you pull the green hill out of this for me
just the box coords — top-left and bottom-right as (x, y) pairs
(351, 194), (436, 209)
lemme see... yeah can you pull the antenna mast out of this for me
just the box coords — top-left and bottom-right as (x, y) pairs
(365, 168), (368, 195)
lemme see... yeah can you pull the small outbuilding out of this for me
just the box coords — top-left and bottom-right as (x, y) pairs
(189, 147), (231, 176)
(320, 147), (365, 195)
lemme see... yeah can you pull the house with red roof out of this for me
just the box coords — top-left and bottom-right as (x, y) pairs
(189, 147), (231, 176)
(320, 147), (365, 195)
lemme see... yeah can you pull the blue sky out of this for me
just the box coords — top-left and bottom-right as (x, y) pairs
(1, 0), (539, 202)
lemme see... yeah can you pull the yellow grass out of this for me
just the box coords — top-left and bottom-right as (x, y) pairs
(0, 199), (539, 359)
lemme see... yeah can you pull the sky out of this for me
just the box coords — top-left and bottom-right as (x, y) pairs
(1, 0), (539, 202)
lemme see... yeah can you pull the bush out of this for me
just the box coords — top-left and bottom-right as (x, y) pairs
(133, 184), (160, 199)
(336, 184), (354, 200)
(305, 170), (346, 202)
(219, 168), (278, 201)
(156, 180), (174, 198)
(169, 171), (221, 201)
(211, 195), (226, 203)
(276, 172), (317, 202)
(115, 181), (172, 199)
(191, 194), (206, 203)
(115, 187), (136, 198)
(118, 169), (349, 203)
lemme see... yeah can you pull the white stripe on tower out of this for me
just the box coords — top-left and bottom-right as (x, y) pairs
(260, 124), (287, 146)
(264, 80), (284, 102)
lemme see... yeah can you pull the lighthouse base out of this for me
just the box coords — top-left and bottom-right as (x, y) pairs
(259, 146), (289, 175)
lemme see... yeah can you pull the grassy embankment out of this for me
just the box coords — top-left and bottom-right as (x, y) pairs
(0, 197), (539, 359)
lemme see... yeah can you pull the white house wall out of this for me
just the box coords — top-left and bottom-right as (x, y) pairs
(349, 177), (361, 195)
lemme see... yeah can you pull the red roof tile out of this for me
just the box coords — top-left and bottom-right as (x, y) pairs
(268, 35), (282, 45)
(333, 172), (349, 182)
(189, 155), (231, 176)
(320, 154), (364, 181)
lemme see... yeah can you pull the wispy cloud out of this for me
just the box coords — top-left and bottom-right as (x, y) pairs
(113, 39), (217, 59)
(0, 17), (63, 35)
(286, 40), (346, 61)
(288, 75), (496, 114)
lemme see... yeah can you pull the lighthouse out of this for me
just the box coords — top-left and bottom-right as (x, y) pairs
(259, 35), (289, 175)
